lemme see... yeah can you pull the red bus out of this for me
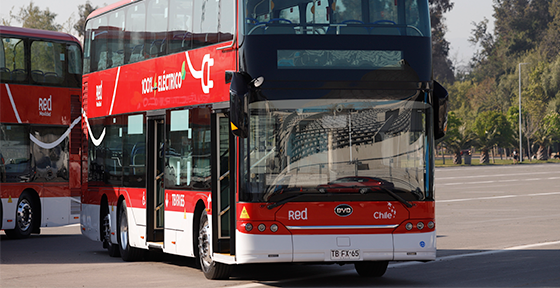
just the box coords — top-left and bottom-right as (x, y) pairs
(0, 26), (83, 239)
(80, 0), (448, 279)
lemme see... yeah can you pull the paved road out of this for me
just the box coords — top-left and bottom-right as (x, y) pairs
(1, 163), (559, 287)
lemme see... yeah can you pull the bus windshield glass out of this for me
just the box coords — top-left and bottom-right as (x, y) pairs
(243, 0), (429, 36)
(242, 95), (432, 204)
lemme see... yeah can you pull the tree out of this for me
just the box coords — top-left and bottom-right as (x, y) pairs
(532, 112), (560, 160)
(541, 0), (560, 59)
(74, 1), (98, 37)
(10, 1), (61, 31)
(429, 0), (455, 84)
(439, 112), (475, 164)
(473, 110), (515, 163)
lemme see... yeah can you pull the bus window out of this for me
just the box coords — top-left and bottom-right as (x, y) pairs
(31, 41), (65, 85)
(166, 107), (211, 191)
(1, 37), (26, 82)
(147, 0), (169, 58)
(193, 0), (219, 47)
(168, 0), (194, 53)
(108, 10), (126, 67)
(0, 124), (31, 183)
(30, 126), (69, 182)
(67, 43), (82, 87)
(126, 2), (147, 64)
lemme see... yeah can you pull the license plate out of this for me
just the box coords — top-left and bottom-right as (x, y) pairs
(330, 249), (360, 260)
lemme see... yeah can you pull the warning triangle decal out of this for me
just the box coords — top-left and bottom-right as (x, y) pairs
(240, 206), (250, 219)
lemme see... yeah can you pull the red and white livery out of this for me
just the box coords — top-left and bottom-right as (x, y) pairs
(80, 0), (448, 279)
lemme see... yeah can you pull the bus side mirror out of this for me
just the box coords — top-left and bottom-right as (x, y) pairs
(433, 81), (449, 140)
(229, 72), (251, 138)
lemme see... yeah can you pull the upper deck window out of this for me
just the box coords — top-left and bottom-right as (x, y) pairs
(83, 0), (235, 74)
(1, 36), (81, 87)
(243, 0), (429, 36)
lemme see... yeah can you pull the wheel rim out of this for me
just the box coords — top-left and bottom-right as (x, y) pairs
(198, 218), (212, 270)
(119, 207), (128, 250)
(16, 199), (32, 232)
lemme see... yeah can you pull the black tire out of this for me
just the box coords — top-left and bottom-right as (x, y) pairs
(5, 192), (36, 239)
(354, 261), (389, 277)
(101, 204), (120, 257)
(117, 201), (143, 261)
(198, 210), (232, 280)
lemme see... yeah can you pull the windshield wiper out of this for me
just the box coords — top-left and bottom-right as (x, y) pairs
(266, 194), (307, 210)
(374, 187), (414, 208)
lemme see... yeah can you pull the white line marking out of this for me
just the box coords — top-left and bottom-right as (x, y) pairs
(437, 191), (560, 203)
(227, 240), (560, 288)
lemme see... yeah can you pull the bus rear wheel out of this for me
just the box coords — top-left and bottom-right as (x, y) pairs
(354, 261), (389, 277)
(5, 192), (36, 239)
(197, 210), (231, 279)
(117, 200), (143, 261)
(101, 204), (120, 257)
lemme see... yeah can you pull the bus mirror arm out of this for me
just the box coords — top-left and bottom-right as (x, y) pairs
(432, 80), (449, 140)
(229, 71), (252, 138)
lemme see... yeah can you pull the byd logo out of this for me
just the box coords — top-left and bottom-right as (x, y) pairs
(334, 204), (353, 217)
(39, 95), (52, 116)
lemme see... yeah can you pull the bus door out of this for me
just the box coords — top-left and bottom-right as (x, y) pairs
(211, 112), (235, 255)
(146, 114), (165, 243)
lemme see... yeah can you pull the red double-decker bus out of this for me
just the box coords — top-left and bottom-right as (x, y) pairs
(80, 0), (448, 279)
(1, 26), (83, 238)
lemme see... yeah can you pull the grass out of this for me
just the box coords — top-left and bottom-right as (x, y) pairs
(435, 155), (560, 167)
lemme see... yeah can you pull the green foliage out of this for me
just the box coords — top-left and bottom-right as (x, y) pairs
(12, 1), (61, 31)
(472, 111), (515, 163)
(449, 0), (560, 158)
(74, 1), (98, 37)
(429, 0), (455, 84)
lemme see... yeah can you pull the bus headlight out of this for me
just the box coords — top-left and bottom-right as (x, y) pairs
(270, 224), (278, 232)
(427, 221), (435, 229)
(405, 222), (413, 230)
(417, 222), (425, 230)
(258, 223), (266, 232)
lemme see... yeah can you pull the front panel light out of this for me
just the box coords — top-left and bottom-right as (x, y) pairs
(258, 223), (266, 232)
(270, 224), (278, 232)
(417, 222), (425, 230)
(427, 221), (435, 229)
(245, 223), (253, 232)
(405, 222), (413, 230)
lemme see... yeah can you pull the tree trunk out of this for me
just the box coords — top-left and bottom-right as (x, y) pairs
(537, 145), (548, 160)
(479, 148), (490, 164)
(453, 152), (462, 165)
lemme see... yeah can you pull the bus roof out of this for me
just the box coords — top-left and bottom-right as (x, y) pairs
(0, 26), (81, 44)
(87, 0), (138, 20)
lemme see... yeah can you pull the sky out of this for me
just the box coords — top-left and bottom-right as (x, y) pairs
(1, 0), (495, 67)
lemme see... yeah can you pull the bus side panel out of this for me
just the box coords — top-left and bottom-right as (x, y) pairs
(41, 197), (80, 227)
(1, 197), (17, 230)
(164, 191), (210, 257)
(81, 202), (101, 241)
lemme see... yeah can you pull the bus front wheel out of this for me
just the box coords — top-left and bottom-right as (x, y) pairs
(197, 209), (232, 279)
(354, 261), (389, 277)
(117, 200), (143, 261)
(5, 192), (36, 239)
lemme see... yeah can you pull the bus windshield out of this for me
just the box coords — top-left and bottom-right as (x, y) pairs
(242, 95), (432, 204)
(243, 0), (430, 36)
